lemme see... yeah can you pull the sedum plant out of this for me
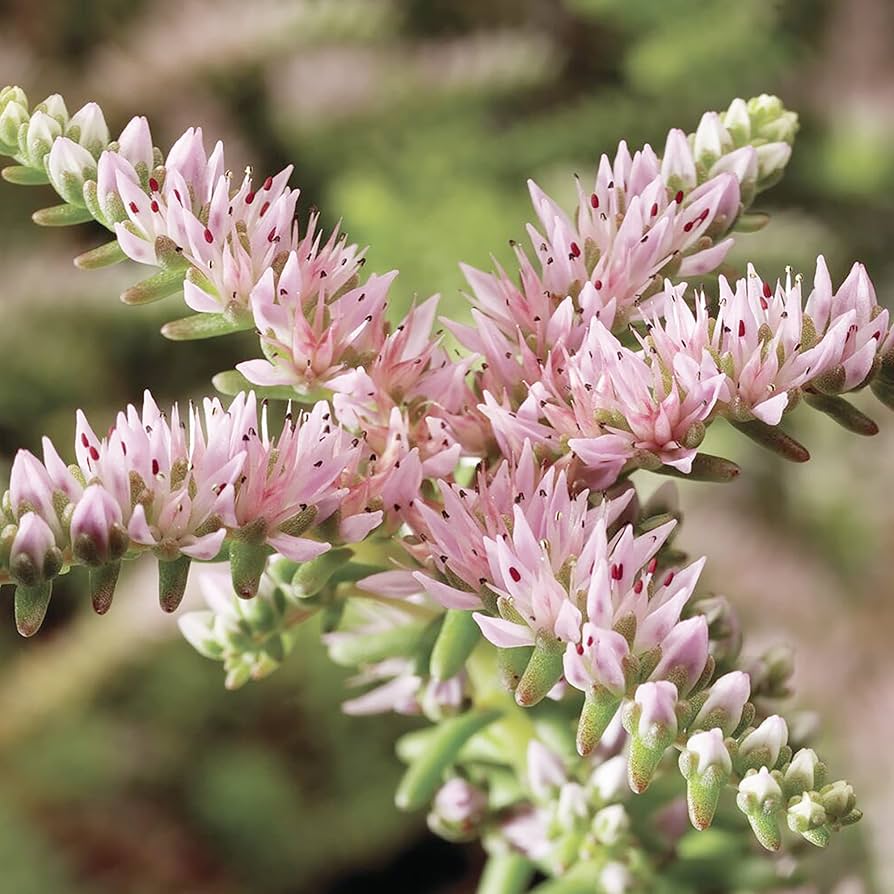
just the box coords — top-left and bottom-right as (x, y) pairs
(0, 84), (876, 891)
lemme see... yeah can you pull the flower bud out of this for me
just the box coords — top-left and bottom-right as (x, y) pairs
(178, 610), (225, 660)
(818, 780), (856, 821)
(783, 748), (826, 796)
(0, 94), (29, 153)
(556, 781), (589, 831)
(661, 128), (697, 193)
(428, 778), (487, 841)
(10, 512), (62, 586)
(70, 484), (126, 565)
(47, 137), (97, 206)
(652, 616), (709, 696)
(692, 594), (741, 668)
(755, 142), (792, 187)
(599, 862), (634, 894)
(786, 791), (829, 846)
(693, 112), (730, 168)
(737, 714), (788, 773)
(35, 93), (69, 127)
(116, 115), (154, 172)
(747, 94), (799, 144)
(528, 740), (567, 800)
(723, 98), (752, 144)
(623, 681), (678, 793)
(679, 728), (732, 830)
(9, 449), (62, 538)
(736, 767), (784, 851)
(587, 755), (628, 804)
(592, 803), (629, 846)
(67, 102), (109, 157)
(692, 671), (751, 735)
(24, 110), (62, 167)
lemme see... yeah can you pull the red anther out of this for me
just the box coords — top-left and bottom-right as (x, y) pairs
(148, 177), (159, 192)
(594, 279), (603, 290)
(683, 220), (694, 232)
(738, 320), (746, 337)
(259, 200), (270, 217)
(245, 191), (255, 205)
(152, 459), (160, 476)
(576, 643), (584, 655)
(650, 202), (658, 217)
(611, 563), (623, 581)
(634, 579), (644, 594)
(647, 557), (658, 574)
(509, 566), (521, 582)
(569, 241), (581, 258)
(674, 190), (684, 204)
(763, 281), (772, 299)
(128, 201), (138, 214)
(663, 571), (675, 587)
(150, 200), (159, 213)
(590, 193), (599, 209)
(263, 175), (273, 190)
(204, 228), (214, 244)
(88, 446), (99, 461)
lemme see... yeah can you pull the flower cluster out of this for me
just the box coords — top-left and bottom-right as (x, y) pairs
(0, 83), (869, 888)
(451, 95), (798, 403)
(0, 392), (379, 633)
(483, 257), (892, 484)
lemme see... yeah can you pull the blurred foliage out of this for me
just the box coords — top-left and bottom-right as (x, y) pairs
(0, 0), (891, 890)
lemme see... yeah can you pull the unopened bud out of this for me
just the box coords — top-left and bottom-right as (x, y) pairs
(623, 681), (678, 793)
(679, 728), (732, 830)
(736, 767), (784, 851)
(737, 714), (789, 773)
(692, 671), (751, 735)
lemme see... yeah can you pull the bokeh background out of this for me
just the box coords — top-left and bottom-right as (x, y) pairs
(0, 1), (892, 891)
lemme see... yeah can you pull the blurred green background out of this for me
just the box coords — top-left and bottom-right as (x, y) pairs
(0, 1), (892, 891)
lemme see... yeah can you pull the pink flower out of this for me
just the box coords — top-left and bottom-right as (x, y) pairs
(239, 251), (388, 391)
(805, 256), (889, 392)
(563, 623), (630, 697)
(70, 484), (124, 564)
(485, 320), (724, 483)
(413, 446), (631, 611)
